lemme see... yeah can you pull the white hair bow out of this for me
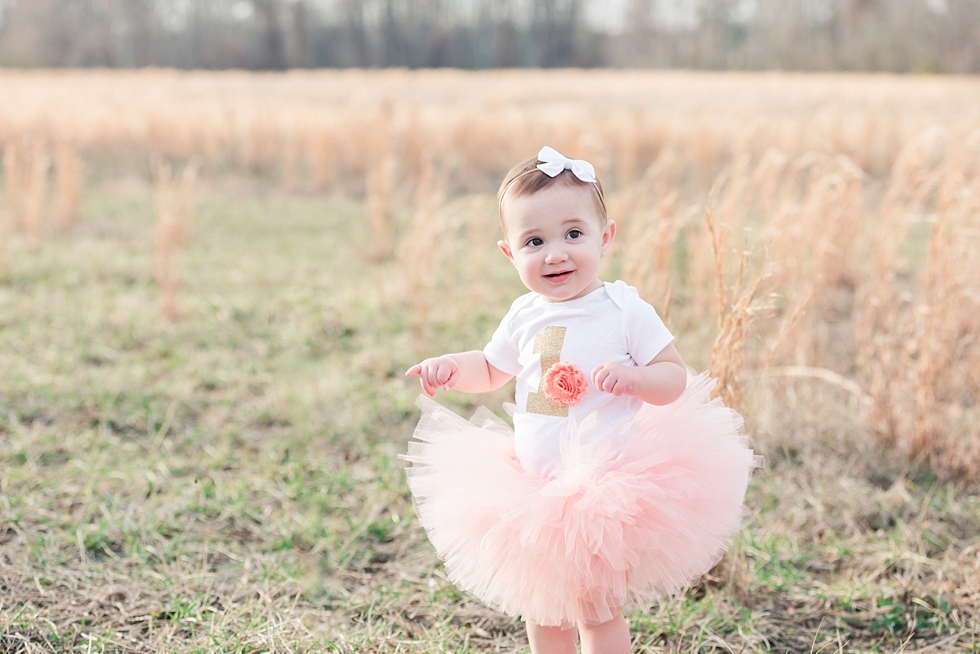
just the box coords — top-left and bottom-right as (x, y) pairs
(536, 146), (597, 183)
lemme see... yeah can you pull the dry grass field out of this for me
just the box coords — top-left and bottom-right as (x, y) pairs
(1, 69), (979, 652)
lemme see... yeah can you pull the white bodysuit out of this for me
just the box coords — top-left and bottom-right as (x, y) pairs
(483, 280), (674, 479)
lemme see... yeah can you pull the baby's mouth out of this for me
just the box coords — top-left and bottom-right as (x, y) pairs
(544, 270), (573, 282)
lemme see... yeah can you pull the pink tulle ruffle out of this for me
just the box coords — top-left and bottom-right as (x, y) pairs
(402, 372), (761, 627)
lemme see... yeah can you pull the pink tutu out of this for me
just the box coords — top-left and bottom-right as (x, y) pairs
(402, 373), (762, 627)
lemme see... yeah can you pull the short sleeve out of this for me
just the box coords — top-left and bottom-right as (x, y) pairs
(623, 291), (674, 366)
(482, 296), (527, 376)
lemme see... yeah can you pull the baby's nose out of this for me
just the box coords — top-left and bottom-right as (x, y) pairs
(545, 247), (568, 263)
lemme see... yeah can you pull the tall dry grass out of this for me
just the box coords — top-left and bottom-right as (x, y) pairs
(1, 136), (83, 248)
(399, 147), (448, 351)
(23, 138), (49, 249)
(54, 144), (83, 230)
(617, 150), (686, 316)
(0, 69), (978, 478)
(855, 128), (980, 475)
(153, 159), (198, 321)
(3, 137), (33, 236)
(702, 204), (771, 410)
(3, 70), (976, 193)
(2, 137), (50, 248)
(0, 182), (5, 281)
(616, 140), (976, 478)
(0, 142), (13, 278)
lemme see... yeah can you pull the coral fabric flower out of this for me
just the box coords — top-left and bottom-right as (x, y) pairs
(544, 361), (588, 407)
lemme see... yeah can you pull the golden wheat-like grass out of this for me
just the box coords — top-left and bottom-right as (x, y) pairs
(153, 159), (198, 322)
(23, 138), (49, 249)
(0, 69), (978, 478)
(3, 137), (27, 232)
(54, 144), (82, 231)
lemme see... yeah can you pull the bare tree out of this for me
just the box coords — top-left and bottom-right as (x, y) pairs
(0, 0), (976, 72)
(253, 0), (287, 69)
(527, 0), (586, 67)
(289, 0), (312, 67)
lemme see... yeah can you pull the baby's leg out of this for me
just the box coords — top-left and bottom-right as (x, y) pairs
(577, 612), (631, 654)
(525, 621), (577, 654)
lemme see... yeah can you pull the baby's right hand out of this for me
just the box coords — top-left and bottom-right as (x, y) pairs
(406, 356), (459, 397)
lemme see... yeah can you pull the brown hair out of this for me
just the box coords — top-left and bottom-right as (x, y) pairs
(496, 154), (607, 231)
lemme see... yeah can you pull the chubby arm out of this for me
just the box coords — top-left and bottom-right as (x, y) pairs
(591, 343), (687, 406)
(406, 350), (514, 397)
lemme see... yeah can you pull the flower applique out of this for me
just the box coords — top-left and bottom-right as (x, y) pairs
(543, 361), (588, 407)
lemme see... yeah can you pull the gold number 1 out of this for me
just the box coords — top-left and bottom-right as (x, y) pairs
(526, 326), (568, 417)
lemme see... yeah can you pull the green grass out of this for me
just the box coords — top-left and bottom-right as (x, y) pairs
(0, 174), (977, 652)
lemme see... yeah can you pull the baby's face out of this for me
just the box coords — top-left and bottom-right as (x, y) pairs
(498, 184), (615, 302)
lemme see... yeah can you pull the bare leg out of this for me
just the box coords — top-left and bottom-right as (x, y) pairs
(526, 621), (578, 654)
(578, 613), (631, 654)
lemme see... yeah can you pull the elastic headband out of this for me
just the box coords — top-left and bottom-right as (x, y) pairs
(535, 146), (597, 183)
(497, 146), (606, 224)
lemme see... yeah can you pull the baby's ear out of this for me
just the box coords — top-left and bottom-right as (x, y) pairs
(603, 219), (617, 247)
(498, 240), (515, 264)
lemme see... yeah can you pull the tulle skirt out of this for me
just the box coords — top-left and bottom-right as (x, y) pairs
(402, 373), (762, 628)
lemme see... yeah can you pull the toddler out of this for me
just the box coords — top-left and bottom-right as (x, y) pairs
(405, 146), (759, 654)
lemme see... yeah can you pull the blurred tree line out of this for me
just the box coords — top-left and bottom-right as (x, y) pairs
(0, 0), (977, 72)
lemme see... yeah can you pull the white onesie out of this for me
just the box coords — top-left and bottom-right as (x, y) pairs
(483, 280), (674, 479)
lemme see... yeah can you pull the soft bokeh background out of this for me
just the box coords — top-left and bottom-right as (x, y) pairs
(0, 0), (979, 71)
(1, 3), (979, 653)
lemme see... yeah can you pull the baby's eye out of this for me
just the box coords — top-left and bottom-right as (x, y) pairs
(527, 237), (544, 247)
(567, 229), (583, 240)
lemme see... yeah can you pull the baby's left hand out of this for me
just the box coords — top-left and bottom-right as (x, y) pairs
(591, 362), (639, 397)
